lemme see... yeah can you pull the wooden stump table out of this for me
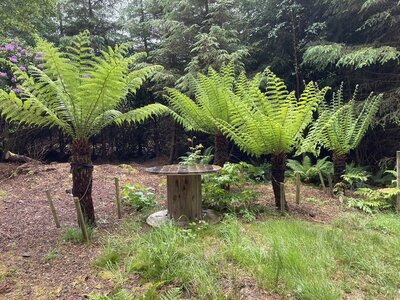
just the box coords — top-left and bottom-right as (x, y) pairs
(145, 164), (221, 227)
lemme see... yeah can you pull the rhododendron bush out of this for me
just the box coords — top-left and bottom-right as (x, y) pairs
(0, 40), (37, 93)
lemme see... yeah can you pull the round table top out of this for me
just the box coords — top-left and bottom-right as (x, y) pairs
(145, 164), (221, 175)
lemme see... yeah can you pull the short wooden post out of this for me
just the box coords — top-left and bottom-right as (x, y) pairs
(318, 170), (326, 193)
(73, 197), (88, 243)
(295, 173), (300, 205)
(397, 151), (400, 213)
(280, 182), (285, 215)
(114, 177), (122, 219)
(45, 190), (60, 228)
(327, 175), (333, 195)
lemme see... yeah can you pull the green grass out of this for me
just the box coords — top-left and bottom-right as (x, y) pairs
(92, 213), (400, 299)
(61, 226), (96, 244)
(43, 249), (59, 262)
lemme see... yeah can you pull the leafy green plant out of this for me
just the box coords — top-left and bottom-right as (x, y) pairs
(342, 163), (371, 189)
(167, 63), (237, 166)
(121, 183), (157, 211)
(384, 170), (397, 186)
(371, 169), (397, 187)
(202, 163), (261, 219)
(302, 84), (382, 183)
(179, 137), (214, 165)
(0, 31), (168, 225)
(216, 68), (329, 208)
(244, 162), (271, 182)
(287, 155), (333, 188)
(346, 187), (399, 213)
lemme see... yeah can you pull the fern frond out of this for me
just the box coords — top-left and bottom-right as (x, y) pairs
(307, 85), (381, 156)
(115, 103), (169, 125)
(0, 31), (167, 141)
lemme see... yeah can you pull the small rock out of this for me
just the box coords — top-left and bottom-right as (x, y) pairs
(309, 213), (316, 218)
(21, 253), (31, 258)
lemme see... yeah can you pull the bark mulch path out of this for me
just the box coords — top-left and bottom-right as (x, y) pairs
(0, 160), (346, 299)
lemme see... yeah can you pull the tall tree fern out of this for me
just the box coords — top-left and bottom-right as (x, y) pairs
(301, 84), (382, 183)
(216, 69), (329, 208)
(166, 63), (237, 166)
(0, 31), (168, 225)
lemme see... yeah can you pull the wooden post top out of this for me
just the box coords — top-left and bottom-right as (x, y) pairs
(145, 164), (221, 175)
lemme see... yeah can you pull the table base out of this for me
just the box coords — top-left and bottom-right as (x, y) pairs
(146, 209), (222, 227)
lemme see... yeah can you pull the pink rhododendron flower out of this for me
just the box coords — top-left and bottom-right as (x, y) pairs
(9, 56), (18, 63)
(5, 44), (14, 51)
(34, 52), (43, 60)
(19, 66), (26, 72)
(0, 72), (7, 78)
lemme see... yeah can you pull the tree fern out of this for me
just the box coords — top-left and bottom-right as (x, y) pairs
(216, 68), (330, 208)
(166, 63), (238, 166)
(0, 31), (169, 224)
(301, 83), (382, 183)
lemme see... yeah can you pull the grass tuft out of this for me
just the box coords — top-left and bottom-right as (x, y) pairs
(93, 213), (400, 299)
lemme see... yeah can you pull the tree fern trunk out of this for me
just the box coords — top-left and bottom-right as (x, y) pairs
(71, 138), (96, 226)
(214, 133), (229, 166)
(271, 153), (288, 210)
(333, 152), (346, 184)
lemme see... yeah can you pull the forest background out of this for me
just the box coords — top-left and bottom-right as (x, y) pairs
(1, 0), (399, 171)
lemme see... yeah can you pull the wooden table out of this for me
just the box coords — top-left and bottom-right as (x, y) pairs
(145, 164), (221, 226)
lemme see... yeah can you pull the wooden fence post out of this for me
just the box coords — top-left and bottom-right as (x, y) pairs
(74, 197), (88, 243)
(45, 190), (60, 228)
(318, 170), (326, 193)
(397, 151), (400, 213)
(295, 173), (300, 205)
(280, 182), (286, 215)
(327, 175), (333, 196)
(114, 177), (122, 219)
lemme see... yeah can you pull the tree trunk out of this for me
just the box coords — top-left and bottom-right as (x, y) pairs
(290, 10), (301, 98)
(57, 2), (64, 36)
(4, 151), (38, 163)
(169, 121), (177, 164)
(271, 153), (288, 210)
(214, 132), (229, 167)
(1, 119), (10, 161)
(153, 120), (161, 157)
(71, 138), (95, 226)
(333, 152), (346, 184)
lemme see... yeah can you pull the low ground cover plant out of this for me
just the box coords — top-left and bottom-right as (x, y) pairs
(121, 183), (158, 211)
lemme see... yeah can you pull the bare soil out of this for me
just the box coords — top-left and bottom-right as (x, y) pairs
(0, 160), (346, 300)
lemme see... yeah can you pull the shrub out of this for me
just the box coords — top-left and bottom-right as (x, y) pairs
(179, 137), (214, 165)
(121, 183), (157, 211)
(346, 187), (400, 213)
(202, 163), (262, 219)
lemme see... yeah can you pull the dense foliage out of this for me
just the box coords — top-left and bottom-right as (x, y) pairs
(0, 31), (168, 224)
(0, 0), (399, 180)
